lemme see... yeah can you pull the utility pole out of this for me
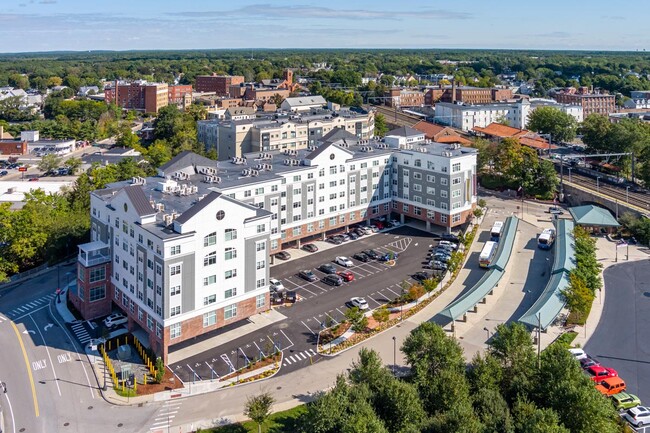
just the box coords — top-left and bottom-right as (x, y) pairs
(537, 313), (542, 369)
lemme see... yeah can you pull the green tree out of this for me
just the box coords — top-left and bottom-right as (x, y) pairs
(46, 76), (63, 88)
(145, 139), (173, 168)
(38, 153), (62, 173)
(8, 73), (29, 89)
(373, 113), (389, 137)
(116, 125), (141, 149)
(561, 273), (594, 322)
(512, 398), (569, 433)
(579, 114), (612, 152)
(473, 387), (514, 433)
(64, 157), (82, 175)
(371, 307), (389, 326)
(489, 322), (536, 403)
(526, 106), (578, 143)
(244, 392), (275, 433)
(344, 307), (368, 333)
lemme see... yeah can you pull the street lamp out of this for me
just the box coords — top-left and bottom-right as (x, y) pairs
(626, 186), (630, 203)
(483, 327), (490, 341)
(392, 336), (396, 375)
(567, 167), (572, 183)
(596, 176), (601, 193)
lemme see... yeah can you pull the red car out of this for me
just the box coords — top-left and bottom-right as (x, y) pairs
(375, 221), (385, 229)
(585, 365), (618, 382)
(337, 271), (354, 282)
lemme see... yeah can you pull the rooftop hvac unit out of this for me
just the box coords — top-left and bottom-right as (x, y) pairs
(190, 185), (198, 194)
(214, 176), (221, 183)
(198, 194), (206, 201)
(156, 203), (165, 212)
(251, 169), (260, 177)
(203, 175), (212, 183)
(283, 159), (291, 165)
(265, 164), (273, 171)
(255, 164), (265, 170)
(163, 214), (173, 226)
(241, 169), (251, 176)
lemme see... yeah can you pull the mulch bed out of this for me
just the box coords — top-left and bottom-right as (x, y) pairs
(136, 368), (183, 395)
(220, 353), (281, 382)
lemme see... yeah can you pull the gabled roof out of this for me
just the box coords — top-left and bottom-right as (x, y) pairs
(123, 185), (155, 216)
(305, 140), (354, 161)
(435, 135), (472, 145)
(283, 95), (326, 107)
(569, 205), (620, 227)
(519, 136), (558, 150)
(412, 120), (447, 138)
(386, 126), (423, 138)
(226, 106), (256, 117)
(473, 123), (529, 138)
(159, 151), (218, 175)
(320, 128), (358, 145)
(175, 191), (221, 224)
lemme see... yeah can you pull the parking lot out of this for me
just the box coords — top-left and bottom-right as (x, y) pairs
(169, 225), (440, 383)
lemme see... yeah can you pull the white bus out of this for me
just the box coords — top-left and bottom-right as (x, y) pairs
(479, 241), (498, 268)
(537, 228), (556, 250)
(490, 221), (504, 240)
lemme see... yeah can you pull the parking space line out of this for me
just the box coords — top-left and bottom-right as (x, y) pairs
(336, 307), (346, 316)
(384, 286), (400, 296)
(366, 295), (384, 307)
(360, 262), (384, 272)
(301, 321), (316, 335)
(185, 363), (202, 381)
(280, 329), (294, 349)
(325, 312), (338, 325)
(220, 354), (236, 373)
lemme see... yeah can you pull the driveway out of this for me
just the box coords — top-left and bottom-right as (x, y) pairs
(584, 261), (650, 403)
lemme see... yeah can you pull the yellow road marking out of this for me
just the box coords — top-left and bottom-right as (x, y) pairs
(10, 321), (40, 417)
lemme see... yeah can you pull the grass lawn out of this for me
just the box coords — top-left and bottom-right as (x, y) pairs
(200, 404), (307, 433)
(553, 331), (578, 348)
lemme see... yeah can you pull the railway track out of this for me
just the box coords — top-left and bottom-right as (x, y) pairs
(371, 105), (420, 127)
(562, 172), (650, 213)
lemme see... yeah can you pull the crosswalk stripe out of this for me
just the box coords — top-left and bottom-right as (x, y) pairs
(299, 353), (307, 360)
(284, 357), (292, 365)
(309, 349), (317, 355)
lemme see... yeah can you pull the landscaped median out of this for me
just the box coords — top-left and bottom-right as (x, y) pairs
(218, 352), (282, 386)
(317, 225), (479, 356)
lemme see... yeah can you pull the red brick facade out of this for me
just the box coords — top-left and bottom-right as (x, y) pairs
(393, 201), (475, 229)
(70, 262), (113, 320)
(425, 87), (513, 105)
(0, 140), (27, 155)
(195, 74), (245, 96)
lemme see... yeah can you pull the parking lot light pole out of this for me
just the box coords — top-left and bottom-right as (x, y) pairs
(537, 313), (542, 369)
(392, 336), (396, 375)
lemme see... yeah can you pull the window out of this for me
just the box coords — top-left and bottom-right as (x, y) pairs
(156, 323), (162, 338)
(256, 224), (265, 233)
(256, 260), (265, 270)
(89, 285), (106, 302)
(255, 187), (264, 195)
(244, 190), (251, 197)
(171, 306), (181, 317)
(414, 159), (422, 167)
(170, 264), (181, 276)
(203, 294), (217, 305)
(452, 177), (461, 185)
(224, 304), (237, 320)
(452, 190), (461, 198)
(452, 214), (462, 223)
(170, 245), (181, 255)
(293, 227), (301, 236)
(441, 215), (448, 223)
(414, 172), (422, 180)
(256, 241), (266, 252)
(225, 287), (237, 299)
(171, 285), (181, 296)
(203, 275), (217, 286)
(452, 163), (461, 172)
(427, 187), (435, 195)
(225, 229), (237, 241)
(89, 266), (106, 283)
(427, 199), (435, 206)
(170, 323), (181, 339)
(293, 202), (301, 208)
(225, 269), (237, 279)
(414, 207), (422, 216)
(204, 232), (216, 247)
(413, 184), (422, 192)
(293, 188), (302, 195)
(224, 247), (237, 260)
(256, 294), (265, 309)
(271, 185), (278, 192)
(427, 175), (435, 183)
(402, 169), (409, 177)
(138, 307), (143, 321)
(256, 278), (266, 288)
(203, 311), (217, 327)
(78, 267), (85, 282)
(147, 259), (153, 269)
(147, 316), (154, 331)
(403, 204), (409, 212)
(441, 190), (448, 198)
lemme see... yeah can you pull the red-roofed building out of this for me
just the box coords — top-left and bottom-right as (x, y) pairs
(473, 122), (558, 152)
(412, 121), (472, 144)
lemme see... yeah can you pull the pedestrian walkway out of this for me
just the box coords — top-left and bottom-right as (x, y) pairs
(282, 349), (317, 366)
(70, 320), (92, 345)
(6, 293), (55, 319)
(149, 399), (185, 432)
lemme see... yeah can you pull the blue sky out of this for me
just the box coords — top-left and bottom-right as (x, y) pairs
(1, 0), (647, 52)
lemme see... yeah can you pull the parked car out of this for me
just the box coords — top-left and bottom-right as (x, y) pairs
(349, 297), (369, 310)
(275, 251), (291, 260)
(318, 264), (338, 274)
(327, 236), (343, 245)
(322, 274), (344, 286)
(595, 377), (626, 396)
(369, 225), (379, 232)
(298, 270), (318, 282)
(0, 170), (7, 176)
(337, 270), (354, 282)
(389, 219), (401, 227)
(285, 291), (297, 303)
(335, 256), (354, 267)
(28, 177), (39, 182)
(441, 233), (460, 244)
(302, 243), (318, 253)
(548, 206), (564, 215)
(412, 271), (431, 282)
(339, 233), (350, 242)
(428, 260), (448, 271)
(433, 253), (451, 263)
(363, 249), (381, 260)
(269, 278), (285, 292)
(585, 365), (618, 382)
(579, 356), (600, 370)
(612, 392), (641, 411)
(438, 240), (458, 250)
(568, 348), (588, 360)
(433, 246), (454, 255)
(623, 406), (650, 427)
(378, 252), (397, 262)
(375, 221), (385, 230)
(354, 227), (366, 237)
(346, 231), (359, 240)
(104, 313), (127, 328)
(361, 226), (373, 235)
(353, 252), (370, 262)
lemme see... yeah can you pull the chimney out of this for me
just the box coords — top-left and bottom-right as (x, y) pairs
(451, 79), (457, 103)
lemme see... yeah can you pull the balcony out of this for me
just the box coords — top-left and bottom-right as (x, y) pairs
(78, 241), (111, 268)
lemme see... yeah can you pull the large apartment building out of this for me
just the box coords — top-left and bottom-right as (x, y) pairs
(195, 74), (245, 96)
(72, 136), (477, 361)
(104, 81), (193, 114)
(425, 85), (513, 105)
(552, 87), (616, 117)
(197, 107), (375, 160)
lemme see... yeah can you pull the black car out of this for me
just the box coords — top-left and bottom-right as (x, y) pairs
(302, 243), (319, 253)
(298, 269), (318, 282)
(363, 249), (380, 260)
(285, 291), (297, 303)
(318, 264), (337, 274)
(353, 252), (370, 262)
(580, 356), (600, 370)
(347, 231), (359, 240)
(327, 236), (343, 245)
(413, 271), (430, 282)
(441, 233), (460, 244)
(429, 260), (448, 271)
(0, 170), (7, 176)
(275, 251), (291, 260)
(322, 274), (344, 286)
(354, 227), (366, 236)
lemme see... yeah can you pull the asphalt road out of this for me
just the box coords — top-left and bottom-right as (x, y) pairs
(584, 261), (650, 404)
(0, 264), (157, 433)
(169, 226), (437, 382)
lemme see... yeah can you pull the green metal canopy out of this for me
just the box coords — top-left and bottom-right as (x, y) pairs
(569, 205), (620, 227)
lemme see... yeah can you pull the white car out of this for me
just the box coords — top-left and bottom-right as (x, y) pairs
(390, 219), (401, 227)
(438, 240), (458, 250)
(103, 313), (127, 328)
(349, 297), (369, 310)
(269, 278), (285, 292)
(335, 256), (354, 267)
(624, 406), (650, 427)
(369, 225), (379, 232)
(362, 226), (373, 235)
(568, 348), (587, 360)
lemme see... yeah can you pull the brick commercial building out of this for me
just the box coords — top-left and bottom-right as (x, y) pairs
(195, 74), (245, 96)
(0, 139), (28, 155)
(72, 136), (477, 361)
(167, 84), (193, 107)
(425, 85), (513, 105)
(384, 88), (425, 107)
(552, 87), (616, 117)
